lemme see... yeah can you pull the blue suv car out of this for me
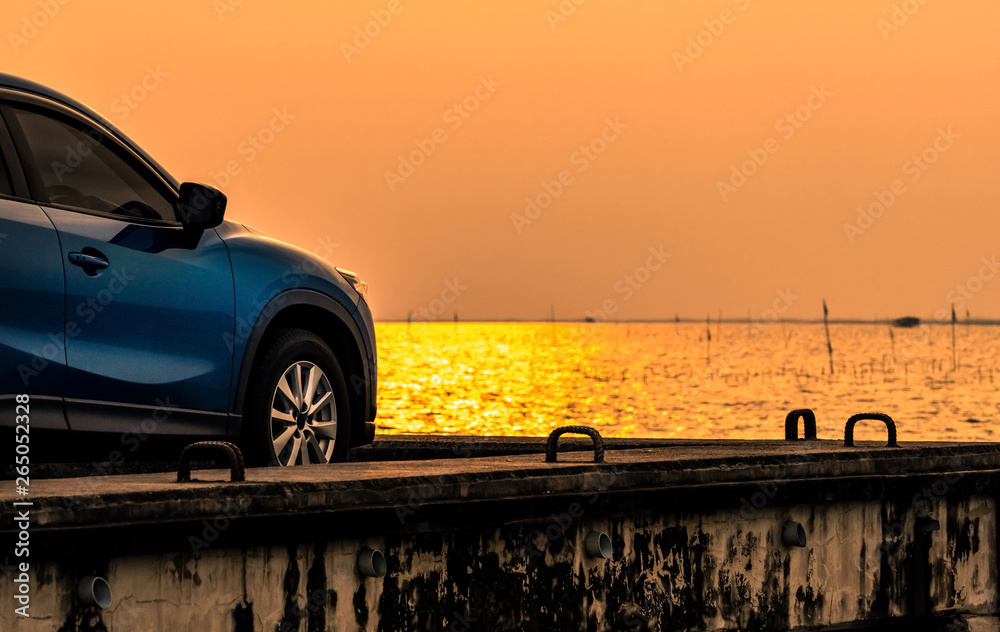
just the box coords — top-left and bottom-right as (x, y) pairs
(0, 75), (376, 466)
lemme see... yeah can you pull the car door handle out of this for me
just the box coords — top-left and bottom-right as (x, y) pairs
(68, 252), (109, 270)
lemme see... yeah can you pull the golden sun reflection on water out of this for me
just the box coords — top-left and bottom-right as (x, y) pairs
(375, 323), (1000, 442)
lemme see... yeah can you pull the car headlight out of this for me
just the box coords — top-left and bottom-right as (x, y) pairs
(336, 268), (368, 300)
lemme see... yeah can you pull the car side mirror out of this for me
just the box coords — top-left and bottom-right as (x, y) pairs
(178, 183), (227, 230)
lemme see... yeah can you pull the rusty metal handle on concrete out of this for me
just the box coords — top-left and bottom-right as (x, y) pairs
(546, 426), (604, 463)
(844, 412), (898, 448)
(784, 409), (817, 441)
(177, 441), (246, 482)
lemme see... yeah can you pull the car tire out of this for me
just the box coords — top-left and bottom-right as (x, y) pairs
(243, 328), (352, 466)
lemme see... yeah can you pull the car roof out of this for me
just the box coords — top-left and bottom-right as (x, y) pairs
(0, 73), (180, 189)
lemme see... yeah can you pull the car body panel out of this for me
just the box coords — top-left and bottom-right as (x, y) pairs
(39, 205), (236, 432)
(216, 222), (377, 424)
(0, 198), (68, 430)
(217, 222), (378, 422)
(354, 290), (378, 418)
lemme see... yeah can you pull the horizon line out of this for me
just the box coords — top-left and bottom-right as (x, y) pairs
(378, 317), (1000, 326)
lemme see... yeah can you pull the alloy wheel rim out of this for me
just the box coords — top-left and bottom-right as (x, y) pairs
(269, 361), (337, 466)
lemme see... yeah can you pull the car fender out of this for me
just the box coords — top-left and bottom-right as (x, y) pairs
(229, 288), (373, 424)
(217, 225), (376, 435)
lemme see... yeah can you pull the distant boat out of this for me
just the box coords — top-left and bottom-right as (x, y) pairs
(892, 316), (920, 328)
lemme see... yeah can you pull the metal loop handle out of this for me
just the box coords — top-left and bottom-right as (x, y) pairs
(177, 441), (246, 482)
(784, 409), (817, 441)
(844, 412), (898, 448)
(546, 426), (605, 463)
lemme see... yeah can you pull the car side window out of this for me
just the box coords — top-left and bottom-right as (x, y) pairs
(0, 142), (12, 197)
(11, 106), (178, 222)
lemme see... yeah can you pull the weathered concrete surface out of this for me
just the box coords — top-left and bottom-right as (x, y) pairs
(2, 435), (707, 480)
(1, 439), (999, 630)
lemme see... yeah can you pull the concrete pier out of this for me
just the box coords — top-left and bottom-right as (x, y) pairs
(2, 436), (999, 631)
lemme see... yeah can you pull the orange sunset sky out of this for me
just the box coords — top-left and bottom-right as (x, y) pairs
(4, 0), (999, 322)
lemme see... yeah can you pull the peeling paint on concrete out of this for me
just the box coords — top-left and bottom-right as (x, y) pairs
(4, 494), (994, 631)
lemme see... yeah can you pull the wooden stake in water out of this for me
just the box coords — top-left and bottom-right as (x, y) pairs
(823, 299), (834, 375)
(706, 314), (712, 367)
(889, 327), (896, 362)
(951, 304), (958, 370)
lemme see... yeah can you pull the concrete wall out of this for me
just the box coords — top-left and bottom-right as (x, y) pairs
(3, 494), (995, 631)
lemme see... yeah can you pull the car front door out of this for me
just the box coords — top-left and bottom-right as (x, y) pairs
(2, 98), (236, 435)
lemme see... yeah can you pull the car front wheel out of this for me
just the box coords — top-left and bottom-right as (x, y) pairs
(244, 328), (351, 466)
